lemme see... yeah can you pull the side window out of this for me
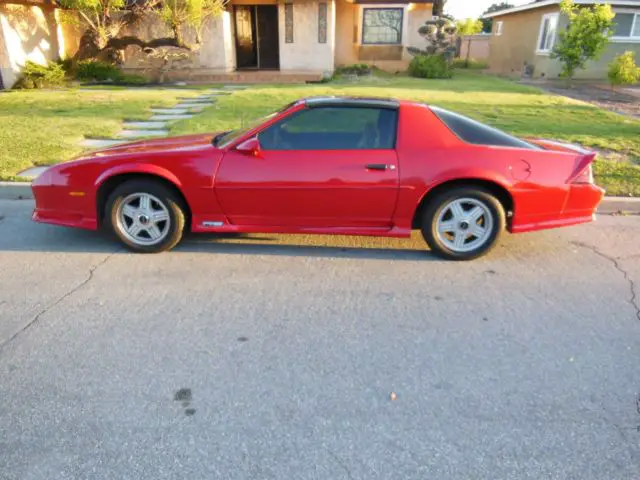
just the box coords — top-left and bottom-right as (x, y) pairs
(258, 107), (397, 150)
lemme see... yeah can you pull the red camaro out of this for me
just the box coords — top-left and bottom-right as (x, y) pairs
(31, 96), (604, 260)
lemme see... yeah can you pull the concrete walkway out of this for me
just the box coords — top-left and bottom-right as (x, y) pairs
(17, 86), (247, 180)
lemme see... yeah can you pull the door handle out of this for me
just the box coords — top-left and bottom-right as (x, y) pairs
(366, 164), (395, 171)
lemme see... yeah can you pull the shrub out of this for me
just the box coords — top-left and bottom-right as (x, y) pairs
(76, 60), (123, 82)
(608, 51), (640, 87)
(408, 55), (453, 79)
(451, 58), (488, 70)
(117, 74), (149, 86)
(13, 61), (66, 89)
(57, 57), (73, 73)
(334, 64), (372, 76)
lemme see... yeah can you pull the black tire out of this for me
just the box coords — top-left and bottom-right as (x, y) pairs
(105, 179), (186, 253)
(421, 187), (505, 261)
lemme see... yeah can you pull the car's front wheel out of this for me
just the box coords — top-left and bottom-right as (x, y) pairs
(105, 180), (186, 253)
(421, 187), (505, 261)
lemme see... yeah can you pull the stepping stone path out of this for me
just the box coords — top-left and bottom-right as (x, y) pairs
(79, 139), (127, 149)
(18, 85), (248, 179)
(148, 114), (194, 122)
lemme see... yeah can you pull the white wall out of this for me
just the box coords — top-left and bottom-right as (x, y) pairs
(199, 11), (236, 71)
(0, 4), (61, 88)
(278, 0), (335, 73)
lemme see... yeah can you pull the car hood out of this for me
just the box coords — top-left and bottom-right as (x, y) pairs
(81, 133), (217, 159)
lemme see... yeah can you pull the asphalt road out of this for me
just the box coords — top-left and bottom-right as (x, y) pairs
(1, 199), (639, 480)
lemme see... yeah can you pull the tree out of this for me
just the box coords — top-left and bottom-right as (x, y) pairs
(456, 18), (483, 36)
(58, 0), (227, 61)
(480, 2), (513, 33)
(432, 0), (447, 17)
(160, 0), (227, 46)
(56, 0), (133, 52)
(551, 0), (614, 81)
(408, 16), (457, 59)
(608, 51), (640, 89)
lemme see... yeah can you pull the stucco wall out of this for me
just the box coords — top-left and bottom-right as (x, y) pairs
(334, 0), (357, 65)
(0, 3), (63, 88)
(118, 10), (236, 77)
(536, 11), (640, 79)
(487, 5), (559, 77)
(459, 34), (490, 61)
(278, 0), (335, 73)
(121, 0), (337, 75)
(574, 41), (640, 79)
(334, 0), (431, 71)
(489, 6), (640, 79)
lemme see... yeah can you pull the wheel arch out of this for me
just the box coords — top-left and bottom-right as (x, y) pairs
(411, 178), (514, 229)
(96, 171), (192, 228)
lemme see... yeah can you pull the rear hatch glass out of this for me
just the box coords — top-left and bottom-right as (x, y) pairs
(430, 106), (541, 150)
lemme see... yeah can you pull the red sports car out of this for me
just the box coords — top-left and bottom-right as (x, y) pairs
(31, 96), (604, 260)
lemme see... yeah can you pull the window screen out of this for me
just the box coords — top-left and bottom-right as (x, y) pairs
(612, 13), (638, 37)
(538, 14), (558, 52)
(612, 13), (634, 36)
(431, 106), (540, 150)
(362, 8), (403, 44)
(258, 106), (398, 150)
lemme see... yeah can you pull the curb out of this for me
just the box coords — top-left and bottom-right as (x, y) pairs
(0, 181), (33, 200)
(1, 181), (640, 214)
(596, 196), (640, 215)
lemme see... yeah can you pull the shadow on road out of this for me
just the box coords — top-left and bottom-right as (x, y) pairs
(0, 225), (437, 261)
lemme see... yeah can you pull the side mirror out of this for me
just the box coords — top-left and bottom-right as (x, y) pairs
(235, 137), (262, 157)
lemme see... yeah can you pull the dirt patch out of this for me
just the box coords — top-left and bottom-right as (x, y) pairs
(529, 82), (640, 119)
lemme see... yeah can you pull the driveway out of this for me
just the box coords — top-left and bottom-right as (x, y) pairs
(1, 199), (639, 480)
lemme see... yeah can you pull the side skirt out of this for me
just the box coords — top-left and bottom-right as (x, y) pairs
(191, 221), (412, 238)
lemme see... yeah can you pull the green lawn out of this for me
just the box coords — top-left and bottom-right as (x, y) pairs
(0, 88), (201, 181)
(1, 72), (639, 195)
(172, 72), (640, 196)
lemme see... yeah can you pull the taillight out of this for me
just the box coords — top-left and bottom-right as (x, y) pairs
(568, 152), (596, 184)
(571, 163), (594, 184)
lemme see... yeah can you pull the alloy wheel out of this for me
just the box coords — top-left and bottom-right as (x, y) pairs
(116, 193), (171, 246)
(435, 197), (494, 253)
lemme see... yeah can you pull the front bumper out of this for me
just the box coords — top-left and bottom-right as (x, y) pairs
(31, 170), (98, 230)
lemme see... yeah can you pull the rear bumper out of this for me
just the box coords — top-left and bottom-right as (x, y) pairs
(511, 183), (605, 234)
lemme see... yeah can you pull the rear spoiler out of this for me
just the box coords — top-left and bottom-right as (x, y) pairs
(527, 139), (597, 184)
(527, 139), (593, 155)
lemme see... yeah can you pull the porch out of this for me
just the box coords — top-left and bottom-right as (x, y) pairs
(163, 69), (326, 84)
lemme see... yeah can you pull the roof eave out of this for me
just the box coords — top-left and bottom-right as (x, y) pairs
(483, 0), (640, 19)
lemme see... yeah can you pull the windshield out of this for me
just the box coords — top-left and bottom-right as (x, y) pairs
(215, 101), (298, 147)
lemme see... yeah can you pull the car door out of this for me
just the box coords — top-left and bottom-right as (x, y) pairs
(215, 105), (400, 228)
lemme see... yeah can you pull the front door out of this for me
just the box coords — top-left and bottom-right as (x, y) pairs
(215, 106), (400, 228)
(233, 5), (280, 70)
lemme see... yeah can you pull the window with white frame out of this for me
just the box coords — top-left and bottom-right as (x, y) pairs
(611, 12), (640, 40)
(495, 21), (503, 36)
(362, 8), (403, 45)
(536, 12), (559, 53)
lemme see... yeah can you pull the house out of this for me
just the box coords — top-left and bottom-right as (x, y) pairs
(0, 0), (434, 87)
(120, 0), (435, 82)
(0, 0), (79, 89)
(484, 0), (640, 79)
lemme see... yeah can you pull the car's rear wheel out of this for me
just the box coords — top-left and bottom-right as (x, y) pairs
(421, 187), (505, 261)
(105, 180), (186, 253)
